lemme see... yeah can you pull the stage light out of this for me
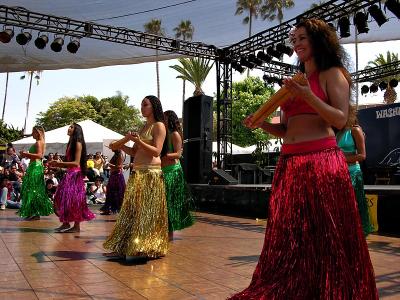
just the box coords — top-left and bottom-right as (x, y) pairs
(231, 61), (245, 73)
(276, 78), (284, 87)
(240, 56), (255, 69)
(368, 4), (388, 27)
(267, 46), (282, 60)
(51, 37), (64, 52)
(170, 39), (180, 49)
(361, 85), (369, 95)
(257, 51), (272, 63)
(379, 81), (387, 91)
(34, 34), (49, 49)
(354, 12), (369, 34)
(248, 53), (263, 66)
(385, 0), (400, 19)
(16, 31), (32, 45)
(0, 28), (14, 43)
(389, 78), (398, 88)
(370, 83), (378, 93)
(338, 17), (351, 38)
(67, 39), (80, 53)
(276, 43), (293, 57)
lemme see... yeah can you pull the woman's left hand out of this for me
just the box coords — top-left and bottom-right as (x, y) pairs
(19, 150), (25, 158)
(283, 76), (312, 102)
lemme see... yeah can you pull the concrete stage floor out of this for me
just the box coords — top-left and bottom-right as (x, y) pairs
(0, 208), (399, 299)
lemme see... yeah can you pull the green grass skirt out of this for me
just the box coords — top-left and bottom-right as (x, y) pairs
(18, 161), (54, 217)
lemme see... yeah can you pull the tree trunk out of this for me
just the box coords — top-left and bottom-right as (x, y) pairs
(156, 50), (160, 99)
(384, 86), (397, 104)
(2, 72), (9, 121)
(23, 72), (34, 134)
(182, 79), (186, 119)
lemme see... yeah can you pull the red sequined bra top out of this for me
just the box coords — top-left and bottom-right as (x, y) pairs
(280, 71), (328, 119)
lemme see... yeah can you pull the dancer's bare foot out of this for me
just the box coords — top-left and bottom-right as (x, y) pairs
(60, 226), (80, 233)
(103, 252), (123, 258)
(54, 224), (70, 232)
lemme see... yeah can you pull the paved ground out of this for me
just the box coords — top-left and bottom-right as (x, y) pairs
(0, 208), (399, 299)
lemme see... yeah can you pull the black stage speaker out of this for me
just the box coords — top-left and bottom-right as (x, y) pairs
(183, 95), (213, 183)
(209, 169), (238, 185)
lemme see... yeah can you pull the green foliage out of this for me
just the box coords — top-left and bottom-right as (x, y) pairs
(169, 57), (214, 95)
(261, 0), (295, 23)
(230, 76), (275, 147)
(36, 93), (143, 134)
(173, 20), (194, 41)
(0, 120), (23, 144)
(365, 51), (400, 82)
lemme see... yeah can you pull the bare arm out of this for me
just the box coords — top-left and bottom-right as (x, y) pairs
(133, 122), (166, 157)
(20, 140), (44, 160)
(166, 131), (182, 159)
(50, 142), (82, 168)
(283, 68), (349, 129)
(345, 126), (366, 163)
(243, 114), (287, 138)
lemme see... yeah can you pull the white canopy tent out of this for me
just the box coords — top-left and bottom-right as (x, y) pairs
(1, 0), (400, 72)
(11, 120), (125, 158)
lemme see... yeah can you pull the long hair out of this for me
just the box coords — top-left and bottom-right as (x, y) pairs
(144, 95), (168, 157)
(33, 126), (46, 157)
(67, 123), (87, 174)
(164, 110), (183, 139)
(295, 18), (352, 87)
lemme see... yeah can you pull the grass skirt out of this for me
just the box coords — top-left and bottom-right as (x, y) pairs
(103, 171), (126, 213)
(54, 168), (95, 223)
(18, 161), (53, 217)
(349, 164), (373, 236)
(162, 163), (194, 232)
(229, 141), (378, 300)
(103, 168), (168, 257)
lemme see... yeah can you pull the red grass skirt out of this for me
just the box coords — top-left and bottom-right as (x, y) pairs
(229, 137), (378, 300)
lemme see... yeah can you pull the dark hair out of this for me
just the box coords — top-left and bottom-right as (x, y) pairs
(46, 179), (54, 185)
(163, 110), (183, 158)
(94, 175), (104, 182)
(295, 18), (352, 86)
(67, 123), (87, 174)
(144, 95), (168, 157)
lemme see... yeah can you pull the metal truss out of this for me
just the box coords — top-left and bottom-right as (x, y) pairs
(215, 60), (233, 169)
(227, 0), (382, 56)
(352, 61), (400, 83)
(0, 5), (217, 59)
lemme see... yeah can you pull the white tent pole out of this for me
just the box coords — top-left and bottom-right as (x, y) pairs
(2, 72), (9, 121)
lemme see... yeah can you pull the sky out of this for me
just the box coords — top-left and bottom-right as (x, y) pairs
(1, 40), (399, 134)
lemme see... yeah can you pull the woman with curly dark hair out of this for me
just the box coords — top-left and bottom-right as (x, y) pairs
(104, 95), (168, 259)
(230, 19), (378, 299)
(50, 123), (95, 233)
(161, 110), (194, 240)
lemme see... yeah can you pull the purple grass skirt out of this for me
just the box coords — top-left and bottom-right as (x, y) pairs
(54, 167), (95, 223)
(104, 171), (126, 212)
(229, 137), (378, 300)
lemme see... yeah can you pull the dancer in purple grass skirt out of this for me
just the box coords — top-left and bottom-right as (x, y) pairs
(100, 149), (126, 215)
(50, 123), (95, 233)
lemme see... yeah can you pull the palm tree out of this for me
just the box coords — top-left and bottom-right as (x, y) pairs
(144, 19), (165, 100)
(366, 51), (400, 104)
(20, 71), (42, 134)
(173, 20), (195, 107)
(169, 57), (214, 96)
(309, 1), (326, 10)
(260, 0), (295, 24)
(235, 0), (263, 76)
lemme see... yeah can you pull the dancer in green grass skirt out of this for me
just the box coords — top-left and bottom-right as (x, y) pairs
(161, 110), (194, 239)
(18, 126), (53, 220)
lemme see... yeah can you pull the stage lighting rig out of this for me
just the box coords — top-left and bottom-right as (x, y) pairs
(16, 31), (32, 45)
(51, 36), (64, 52)
(368, 4), (388, 27)
(34, 34), (48, 49)
(67, 39), (80, 53)
(361, 85), (369, 95)
(370, 83), (378, 93)
(385, 0), (400, 19)
(338, 17), (351, 38)
(0, 28), (14, 43)
(353, 11), (369, 34)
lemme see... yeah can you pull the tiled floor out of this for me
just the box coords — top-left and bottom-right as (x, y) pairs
(0, 208), (399, 299)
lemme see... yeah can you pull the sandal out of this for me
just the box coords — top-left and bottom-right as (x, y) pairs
(54, 224), (70, 232)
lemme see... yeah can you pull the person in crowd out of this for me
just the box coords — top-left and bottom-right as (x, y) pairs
(103, 155), (111, 178)
(7, 165), (23, 202)
(2, 146), (22, 170)
(337, 105), (373, 236)
(103, 95), (168, 259)
(229, 19), (377, 299)
(99, 149), (126, 215)
(47, 170), (59, 187)
(45, 178), (57, 202)
(1, 176), (21, 210)
(18, 126), (53, 220)
(50, 123), (95, 233)
(161, 110), (194, 240)
(88, 175), (107, 204)
(93, 152), (106, 177)
(87, 154), (96, 172)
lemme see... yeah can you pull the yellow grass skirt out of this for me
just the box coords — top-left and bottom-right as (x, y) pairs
(103, 168), (168, 257)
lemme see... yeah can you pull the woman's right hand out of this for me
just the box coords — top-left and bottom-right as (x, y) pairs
(243, 114), (264, 130)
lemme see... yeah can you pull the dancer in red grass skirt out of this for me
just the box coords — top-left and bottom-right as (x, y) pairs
(229, 19), (378, 300)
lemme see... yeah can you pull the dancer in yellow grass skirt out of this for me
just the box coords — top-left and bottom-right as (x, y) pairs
(103, 95), (168, 259)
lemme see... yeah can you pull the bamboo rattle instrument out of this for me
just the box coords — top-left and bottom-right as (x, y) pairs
(249, 73), (308, 124)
